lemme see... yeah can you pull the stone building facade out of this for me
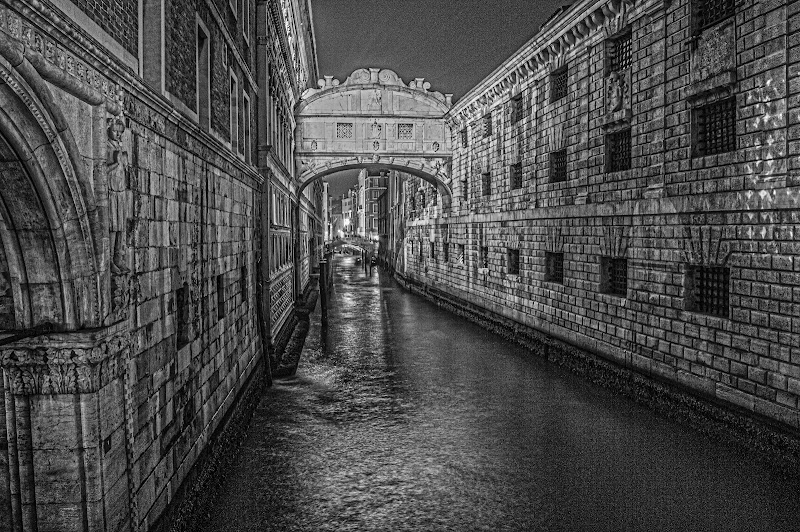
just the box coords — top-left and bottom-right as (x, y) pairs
(0, 1), (320, 531)
(399, 0), (800, 432)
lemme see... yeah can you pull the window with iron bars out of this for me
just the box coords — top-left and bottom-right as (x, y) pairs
(336, 122), (353, 139)
(550, 68), (568, 103)
(480, 246), (489, 269)
(601, 257), (628, 297)
(460, 128), (468, 148)
(550, 149), (567, 183)
(694, 0), (735, 33)
(483, 113), (493, 137)
(462, 179), (469, 202)
(606, 129), (632, 173)
(685, 265), (729, 317)
(507, 249), (520, 275)
(606, 32), (632, 74)
(482, 171), (492, 196)
(443, 242), (449, 262)
(429, 242), (435, 260)
(398, 123), (414, 140)
(545, 252), (564, 284)
(511, 162), (523, 190)
(510, 94), (524, 124)
(694, 97), (736, 157)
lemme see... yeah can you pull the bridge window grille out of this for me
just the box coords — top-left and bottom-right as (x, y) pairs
(694, 98), (736, 157)
(545, 252), (564, 284)
(336, 122), (353, 139)
(606, 32), (632, 73)
(507, 249), (520, 275)
(480, 246), (489, 269)
(483, 113), (493, 137)
(482, 171), (491, 196)
(511, 162), (523, 190)
(606, 129), (632, 173)
(460, 128), (468, 148)
(550, 149), (567, 183)
(398, 123), (414, 140)
(686, 265), (729, 317)
(601, 257), (628, 297)
(694, 0), (735, 32)
(510, 94), (524, 124)
(550, 68), (568, 103)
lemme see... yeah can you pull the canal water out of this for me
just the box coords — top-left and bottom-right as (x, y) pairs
(204, 255), (800, 531)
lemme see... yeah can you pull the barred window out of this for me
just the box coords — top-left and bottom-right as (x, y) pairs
(177, 283), (190, 348)
(606, 129), (632, 173)
(336, 123), (353, 139)
(510, 94), (524, 124)
(511, 162), (523, 190)
(545, 252), (564, 284)
(695, 0), (735, 32)
(550, 149), (567, 183)
(457, 244), (465, 265)
(508, 249), (520, 275)
(606, 32), (632, 73)
(550, 68), (568, 103)
(216, 274), (225, 322)
(462, 179), (469, 201)
(443, 242), (449, 262)
(430, 242), (435, 260)
(432, 191), (438, 206)
(398, 123), (414, 140)
(480, 246), (489, 269)
(483, 113), (493, 137)
(461, 128), (468, 148)
(686, 265), (729, 317)
(694, 98), (736, 157)
(601, 257), (628, 297)
(482, 171), (492, 196)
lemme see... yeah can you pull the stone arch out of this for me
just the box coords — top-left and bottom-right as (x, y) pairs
(0, 56), (102, 331)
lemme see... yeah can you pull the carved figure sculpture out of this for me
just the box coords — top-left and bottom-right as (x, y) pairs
(107, 116), (130, 275)
(607, 71), (624, 113)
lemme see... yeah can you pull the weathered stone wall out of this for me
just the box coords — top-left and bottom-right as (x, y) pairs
(405, 0), (800, 431)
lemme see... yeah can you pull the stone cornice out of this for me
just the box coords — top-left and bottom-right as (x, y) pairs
(448, 0), (639, 126)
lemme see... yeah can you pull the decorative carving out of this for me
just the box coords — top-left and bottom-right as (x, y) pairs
(680, 223), (732, 266)
(691, 23), (735, 86)
(372, 140), (380, 151)
(304, 68), (453, 107)
(607, 71), (624, 112)
(433, 142), (440, 152)
(107, 116), (131, 275)
(371, 120), (382, 138)
(310, 140), (318, 151)
(601, 70), (632, 128)
(599, 224), (629, 258)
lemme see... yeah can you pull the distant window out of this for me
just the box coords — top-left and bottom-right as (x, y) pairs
(398, 123), (414, 140)
(430, 242), (435, 260)
(545, 252), (564, 284)
(443, 242), (449, 262)
(462, 179), (468, 202)
(694, 98), (736, 157)
(483, 113), (493, 137)
(216, 274), (225, 322)
(606, 129), (632, 173)
(686, 265), (729, 317)
(243, 0), (251, 43)
(460, 128), (468, 148)
(177, 283), (190, 348)
(550, 149), (567, 183)
(432, 191), (438, 206)
(507, 249), (520, 275)
(601, 257), (628, 297)
(457, 244), (465, 264)
(606, 32), (632, 73)
(230, 73), (239, 152)
(550, 68), (568, 103)
(336, 123), (353, 139)
(196, 24), (210, 129)
(482, 171), (491, 196)
(480, 246), (489, 269)
(241, 264), (248, 304)
(510, 94), (524, 124)
(242, 92), (252, 162)
(511, 162), (523, 190)
(694, 0), (735, 33)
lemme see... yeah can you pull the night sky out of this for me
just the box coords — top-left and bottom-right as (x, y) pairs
(311, 0), (569, 196)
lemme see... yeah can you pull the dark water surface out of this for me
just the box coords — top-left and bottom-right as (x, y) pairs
(204, 256), (800, 531)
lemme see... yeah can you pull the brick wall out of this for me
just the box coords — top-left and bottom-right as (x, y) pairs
(71, 0), (138, 56)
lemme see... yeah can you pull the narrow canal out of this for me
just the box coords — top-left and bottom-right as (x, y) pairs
(204, 255), (800, 531)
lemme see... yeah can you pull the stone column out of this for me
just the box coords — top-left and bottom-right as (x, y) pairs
(0, 329), (131, 532)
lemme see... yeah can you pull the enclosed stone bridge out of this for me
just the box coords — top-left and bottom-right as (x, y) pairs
(295, 68), (454, 205)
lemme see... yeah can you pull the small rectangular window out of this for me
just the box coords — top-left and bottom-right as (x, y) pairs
(606, 32), (632, 73)
(230, 73), (239, 152)
(177, 283), (190, 348)
(398, 123), (414, 140)
(694, 0), (735, 32)
(216, 274), (225, 322)
(482, 171), (491, 196)
(430, 242), (435, 260)
(550, 149), (567, 183)
(510, 94), (524, 124)
(457, 244), (465, 264)
(550, 68), (568, 103)
(336, 123), (353, 139)
(241, 264), (248, 305)
(694, 98), (736, 157)
(443, 242), (449, 262)
(242, 92), (252, 163)
(460, 128), (468, 148)
(686, 265), (729, 317)
(606, 129), (631, 173)
(480, 246), (489, 269)
(243, 0), (251, 44)
(507, 249), (520, 275)
(462, 179), (469, 201)
(197, 24), (210, 129)
(511, 162), (523, 190)
(545, 252), (564, 284)
(601, 257), (628, 297)
(483, 113), (493, 137)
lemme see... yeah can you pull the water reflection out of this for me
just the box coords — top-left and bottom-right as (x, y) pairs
(204, 255), (800, 531)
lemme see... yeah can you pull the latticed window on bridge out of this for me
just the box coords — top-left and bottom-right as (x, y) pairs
(460, 128), (468, 148)
(694, 98), (736, 157)
(550, 67), (568, 102)
(694, 0), (735, 32)
(601, 257), (628, 297)
(483, 113), (493, 137)
(606, 129), (631, 173)
(482, 171), (492, 196)
(606, 32), (632, 73)
(398, 123), (414, 140)
(545, 252), (564, 284)
(480, 246), (489, 269)
(511, 162), (523, 190)
(336, 122), (353, 139)
(686, 265), (730, 317)
(507, 249), (520, 275)
(550, 149), (567, 182)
